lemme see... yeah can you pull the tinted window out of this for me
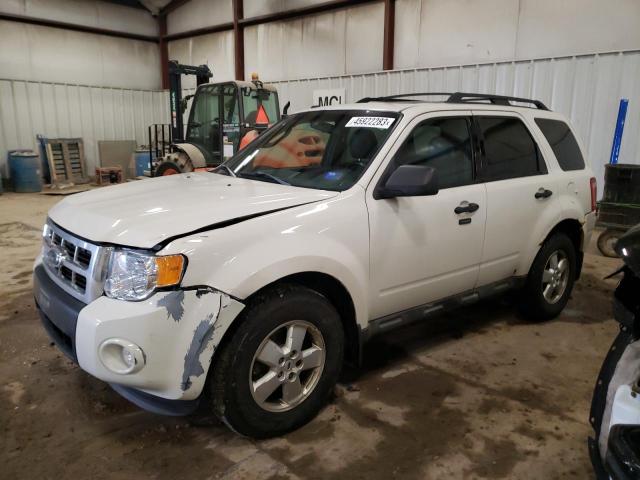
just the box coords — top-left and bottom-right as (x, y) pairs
(393, 117), (473, 190)
(478, 116), (545, 181)
(535, 118), (585, 171)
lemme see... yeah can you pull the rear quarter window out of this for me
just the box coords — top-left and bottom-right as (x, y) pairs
(534, 118), (585, 171)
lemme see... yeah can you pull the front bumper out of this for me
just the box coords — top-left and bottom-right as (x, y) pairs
(33, 262), (245, 413)
(34, 263), (84, 362)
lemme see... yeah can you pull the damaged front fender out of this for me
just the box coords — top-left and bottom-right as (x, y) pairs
(75, 288), (244, 401)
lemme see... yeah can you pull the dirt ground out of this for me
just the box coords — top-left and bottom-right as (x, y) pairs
(0, 189), (620, 479)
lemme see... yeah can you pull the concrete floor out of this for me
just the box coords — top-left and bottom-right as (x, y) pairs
(0, 189), (620, 479)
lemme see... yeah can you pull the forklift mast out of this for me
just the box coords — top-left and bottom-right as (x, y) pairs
(168, 60), (212, 143)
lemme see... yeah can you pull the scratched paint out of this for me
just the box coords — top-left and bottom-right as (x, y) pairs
(157, 290), (185, 322)
(180, 295), (225, 391)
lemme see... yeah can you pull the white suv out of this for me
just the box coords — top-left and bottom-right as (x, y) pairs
(34, 92), (597, 437)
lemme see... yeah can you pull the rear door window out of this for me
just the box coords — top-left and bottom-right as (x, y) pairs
(477, 116), (546, 181)
(535, 118), (585, 171)
(392, 117), (474, 190)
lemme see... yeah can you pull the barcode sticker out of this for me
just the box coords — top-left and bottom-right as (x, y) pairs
(345, 117), (395, 129)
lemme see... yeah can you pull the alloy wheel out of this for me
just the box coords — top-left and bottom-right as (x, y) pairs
(249, 320), (325, 412)
(542, 249), (570, 304)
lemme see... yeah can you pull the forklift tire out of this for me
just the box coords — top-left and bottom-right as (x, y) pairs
(597, 228), (622, 258)
(154, 161), (183, 176)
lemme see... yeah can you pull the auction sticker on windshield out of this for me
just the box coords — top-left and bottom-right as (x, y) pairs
(345, 117), (395, 129)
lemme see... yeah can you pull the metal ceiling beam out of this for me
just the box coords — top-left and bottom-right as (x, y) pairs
(159, 14), (170, 89)
(238, 0), (378, 27)
(383, 0), (395, 70)
(160, 0), (193, 15)
(102, 0), (149, 11)
(233, 0), (244, 81)
(161, 0), (380, 41)
(163, 22), (234, 41)
(0, 12), (158, 42)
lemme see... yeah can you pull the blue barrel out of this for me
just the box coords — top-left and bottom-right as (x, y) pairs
(9, 151), (43, 193)
(134, 149), (153, 177)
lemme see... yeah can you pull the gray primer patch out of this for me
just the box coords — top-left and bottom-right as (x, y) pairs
(180, 295), (225, 391)
(157, 290), (185, 322)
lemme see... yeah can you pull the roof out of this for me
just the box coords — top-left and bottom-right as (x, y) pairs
(195, 81), (278, 93)
(300, 92), (560, 118)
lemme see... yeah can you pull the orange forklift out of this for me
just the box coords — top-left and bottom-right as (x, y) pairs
(153, 61), (283, 176)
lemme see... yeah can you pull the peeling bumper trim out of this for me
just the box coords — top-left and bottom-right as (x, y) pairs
(110, 383), (200, 416)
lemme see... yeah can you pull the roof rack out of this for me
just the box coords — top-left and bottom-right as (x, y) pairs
(357, 91), (549, 110)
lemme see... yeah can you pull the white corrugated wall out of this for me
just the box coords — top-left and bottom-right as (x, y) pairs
(270, 50), (640, 198)
(0, 79), (169, 178)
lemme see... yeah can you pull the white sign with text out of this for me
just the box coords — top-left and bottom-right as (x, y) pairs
(312, 88), (346, 107)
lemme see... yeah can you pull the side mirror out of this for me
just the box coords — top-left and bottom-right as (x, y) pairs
(375, 165), (439, 199)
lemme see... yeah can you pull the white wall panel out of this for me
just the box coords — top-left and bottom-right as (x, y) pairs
(167, 0), (232, 35)
(0, 20), (161, 90)
(0, 79), (169, 179)
(270, 50), (640, 199)
(395, 0), (519, 69)
(395, 0), (640, 69)
(0, 0), (158, 36)
(167, 30), (235, 87)
(245, 2), (383, 80)
(516, 0), (640, 59)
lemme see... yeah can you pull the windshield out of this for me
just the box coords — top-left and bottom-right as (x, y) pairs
(242, 88), (279, 126)
(222, 110), (400, 191)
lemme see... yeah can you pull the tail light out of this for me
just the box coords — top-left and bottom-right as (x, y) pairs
(590, 177), (597, 212)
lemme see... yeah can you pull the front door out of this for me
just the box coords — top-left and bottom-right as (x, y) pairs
(367, 112), (487, 319)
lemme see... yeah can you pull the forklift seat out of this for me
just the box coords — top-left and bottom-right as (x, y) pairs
(349, 128), (378, 161)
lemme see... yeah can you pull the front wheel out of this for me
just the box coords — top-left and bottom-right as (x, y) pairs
(518, 233), (577, 321)
(209, 284), (344, 438)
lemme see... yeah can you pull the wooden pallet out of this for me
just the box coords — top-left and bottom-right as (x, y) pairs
(44, 138), (88, 187)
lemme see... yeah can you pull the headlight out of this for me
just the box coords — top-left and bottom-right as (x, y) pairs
(104, 250), (186, 301)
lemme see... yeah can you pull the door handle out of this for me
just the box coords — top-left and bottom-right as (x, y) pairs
(535, 188), (553, 199)
(454, 202), (480, 214)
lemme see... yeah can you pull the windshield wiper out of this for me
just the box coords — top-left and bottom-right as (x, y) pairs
(237, 171), (290, 185)
(213, 164), (237, 177)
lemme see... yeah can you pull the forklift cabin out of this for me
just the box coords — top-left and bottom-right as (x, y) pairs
(154, 61), (281, 176)
(186, 80), (280, 166)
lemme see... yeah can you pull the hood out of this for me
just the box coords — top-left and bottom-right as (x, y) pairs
(49, 173), (338, 249)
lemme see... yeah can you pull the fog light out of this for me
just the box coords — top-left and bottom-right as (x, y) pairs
(98, 339), (145, 375)
(122, 347), (136, 368)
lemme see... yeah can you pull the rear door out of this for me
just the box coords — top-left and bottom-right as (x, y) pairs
(473, 112), (561, 286)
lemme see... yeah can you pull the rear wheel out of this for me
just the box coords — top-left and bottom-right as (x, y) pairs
(518, 233), (577, 321)
(209, 284), (344, 438)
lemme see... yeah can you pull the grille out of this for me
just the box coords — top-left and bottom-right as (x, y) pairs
(42, 220), (111, 303)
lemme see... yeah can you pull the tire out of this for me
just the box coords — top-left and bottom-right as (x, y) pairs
(518, 233), (577, 321)
(597, 228), (622, 258)
(209, 284), (344, 438)
(154, 152), (195, 177)
(154, 161), (182, 176)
